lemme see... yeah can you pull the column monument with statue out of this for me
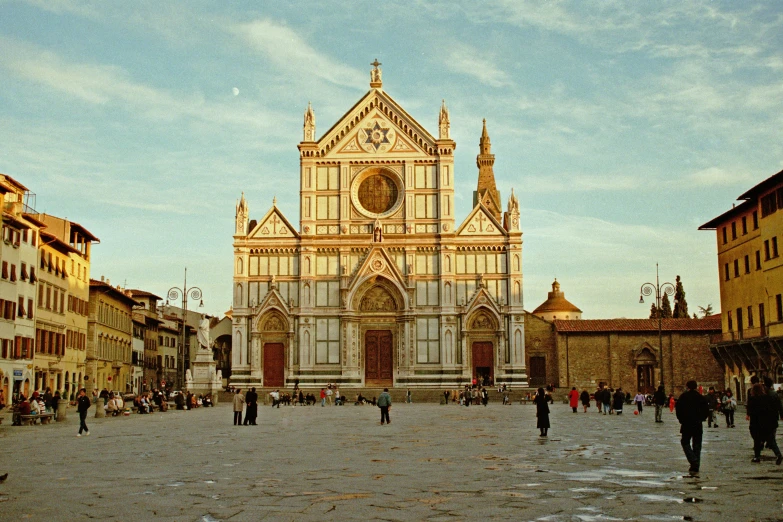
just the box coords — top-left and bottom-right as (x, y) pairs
(185, 315), (222, 403)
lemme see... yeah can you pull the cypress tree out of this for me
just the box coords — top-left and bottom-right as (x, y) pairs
(649, 303), (659, 319)
(673, 275), (689, 318)
(660, 293), (673, 318)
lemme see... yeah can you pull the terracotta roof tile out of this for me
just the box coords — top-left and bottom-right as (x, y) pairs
(553, 316), (721, 333)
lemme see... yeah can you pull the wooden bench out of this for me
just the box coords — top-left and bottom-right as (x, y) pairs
(20, 413), (55, 425)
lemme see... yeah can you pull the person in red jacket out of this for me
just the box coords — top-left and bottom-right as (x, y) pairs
(568, 387), (579, 413)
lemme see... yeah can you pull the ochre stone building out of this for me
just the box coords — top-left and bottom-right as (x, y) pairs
(526, 283), (723, 395)
(700, 168), (783, 399)
(231, 63), (526, 389)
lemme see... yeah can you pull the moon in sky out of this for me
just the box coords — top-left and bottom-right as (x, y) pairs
(232, 87), (239, 96)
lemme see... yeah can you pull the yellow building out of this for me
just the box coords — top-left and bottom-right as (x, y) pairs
(700, 168), (783, 398)
(88, 278), (137, 394)
(34, 214), (97, 400)
(0, 174), (40, 401)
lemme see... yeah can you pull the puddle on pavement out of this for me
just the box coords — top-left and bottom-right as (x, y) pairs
(638, 494), (684, 503)
(683, 497), (703, 503)
(641, 516), (694, 521)
(204, 480), (216, 484)
(201, 515), (220, 522)
(166, 482), (185, 487)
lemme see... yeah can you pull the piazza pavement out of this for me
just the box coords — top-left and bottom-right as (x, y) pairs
(0, 396), (782, 522)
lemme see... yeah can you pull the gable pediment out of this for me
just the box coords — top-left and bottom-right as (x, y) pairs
(346, 246), (409, 310)
(456, 204), (506, 237)
(317, 90), (437, 158)
(248, 205), (299, 239)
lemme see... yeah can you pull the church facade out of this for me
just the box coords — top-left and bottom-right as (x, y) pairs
(230, 63), (526, 389)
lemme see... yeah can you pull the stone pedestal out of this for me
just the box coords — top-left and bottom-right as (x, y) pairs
(56, 399), (67, 421)
(185, 350), (222, 404)
(94, 400), (105, 418)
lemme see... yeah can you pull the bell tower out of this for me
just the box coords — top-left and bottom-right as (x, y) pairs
(473, 119), (502, 221)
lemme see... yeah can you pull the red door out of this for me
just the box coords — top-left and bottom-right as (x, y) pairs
(365, 330), (393, 385)
(472, 342), (494, 385)
(263, 343), (285, 387)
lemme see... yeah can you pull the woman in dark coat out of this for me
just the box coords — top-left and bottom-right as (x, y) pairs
(613, 388), (625, 415)
(534, 387), (550, 437)
(747, 383), (783, 464)
(580, 390), (590, 412)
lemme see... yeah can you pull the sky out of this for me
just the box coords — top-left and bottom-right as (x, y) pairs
(1, 0), (782, 319)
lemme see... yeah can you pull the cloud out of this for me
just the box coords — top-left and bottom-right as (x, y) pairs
(680, 167), (756, 188)
(0, 37), (287, 131)
(233, 19), (364, 89)
(445, 44), (511, 87)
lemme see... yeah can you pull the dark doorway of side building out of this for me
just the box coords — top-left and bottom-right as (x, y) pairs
(529, 356), (546, 387)
(637, 364), (654, 394)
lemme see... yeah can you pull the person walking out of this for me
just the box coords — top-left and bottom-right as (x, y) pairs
(669, 394), (676, 413)
(568, 387), (579, 413)
(320, 388), (326, 407)
(602, 387), (611, 415)
(633, 391), (645, 415)
(232, 388), (245, 426)
(706, 387), (719, 428)
(534, 387), (550, 437)
(613, 388), (625, 415)
(377, 388), (392, 425)
(243, 387), (258, 425)
(747, 382), (783, 465)
(76, 388), (91, 437)
(653, 385), (667, 423)
(481, 387), (489, 407)
(596, 387), (603, 413)
(675, 380), (709, 474)
(721, 389), (736, 428)
(580, 390), (590, 412)
(326, 387), (333, 406)
(406, 388), (412, 404)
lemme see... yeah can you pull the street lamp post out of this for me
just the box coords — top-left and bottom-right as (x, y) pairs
(639, 263), (675, 393)
(166, 268), (203, 390)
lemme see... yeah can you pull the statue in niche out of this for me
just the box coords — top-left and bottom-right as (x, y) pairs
(359, 286), (397, 312)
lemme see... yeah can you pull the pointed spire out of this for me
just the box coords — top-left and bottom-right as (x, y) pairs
(303, 102), (316, 142)
(480, 118), (491, 154)
(235, 192), (249, 236)
(439, 99), (450, 140)
(272, 195), (277, 206)
(474, 119), (501, 221)
(508, 188), (519, 213)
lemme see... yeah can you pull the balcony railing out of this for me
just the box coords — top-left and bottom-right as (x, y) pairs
(710, 326), (765, 344)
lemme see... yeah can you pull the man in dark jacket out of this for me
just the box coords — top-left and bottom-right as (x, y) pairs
(243, 387), (258, 425)
(676, 380), (709, 473)
(653, 385), (667, 423)
(76, 388), (91, 437)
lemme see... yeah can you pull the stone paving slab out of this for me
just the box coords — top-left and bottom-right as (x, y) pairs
(1, 402), (782, 521)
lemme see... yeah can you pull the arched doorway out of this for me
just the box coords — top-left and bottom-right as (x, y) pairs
(634, 345), (657, 394)
(354, 281), (402, 387)
(468, 310), (497, 387)
(259, 311), (288, 388)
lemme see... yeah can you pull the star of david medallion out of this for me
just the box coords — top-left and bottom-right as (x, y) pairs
(359, 121), (395, 153)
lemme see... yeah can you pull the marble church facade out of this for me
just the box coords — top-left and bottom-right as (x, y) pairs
(230, 63), (526, 389)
